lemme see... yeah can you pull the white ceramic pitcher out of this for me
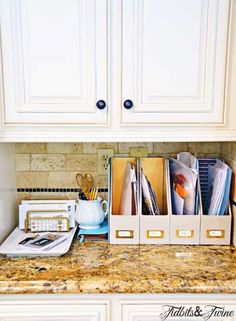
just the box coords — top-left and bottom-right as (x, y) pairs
(74, 199), (108, 229)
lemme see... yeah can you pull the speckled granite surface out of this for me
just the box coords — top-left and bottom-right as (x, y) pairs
(0, 241), (235, 294)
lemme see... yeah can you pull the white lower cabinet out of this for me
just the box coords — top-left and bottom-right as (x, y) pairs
(0, 295), (236, 321)
(0, 300), (109, 321)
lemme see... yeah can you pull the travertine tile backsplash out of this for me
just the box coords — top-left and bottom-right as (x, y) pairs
(15, 141), (236, 245)
(16, 142), (222, 201)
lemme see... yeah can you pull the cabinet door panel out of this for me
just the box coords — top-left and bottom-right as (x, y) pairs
(122, 0), (230, 125)
(0, 0), (107, 124)
(0, 303), (108, 321)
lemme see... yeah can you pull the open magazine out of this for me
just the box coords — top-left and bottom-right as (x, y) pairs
(169, 152), (198, 215)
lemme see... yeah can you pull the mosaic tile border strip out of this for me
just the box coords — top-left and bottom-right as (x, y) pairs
(17, 188), (108, 193)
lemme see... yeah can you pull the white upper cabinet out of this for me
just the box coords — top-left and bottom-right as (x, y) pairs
(121, 0), (230, 125)
(0, 0), (108, 124)
(0, 0), (236, 141)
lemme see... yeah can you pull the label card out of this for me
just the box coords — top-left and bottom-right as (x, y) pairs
(206, 229), (225, 238)
(115, 230), (134, 238)
(147, 230), (164, 238)
(176, 230), (194, 238)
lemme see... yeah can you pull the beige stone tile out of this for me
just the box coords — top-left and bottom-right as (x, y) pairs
(188, 143), (199, 155)
(98, 143), (118, 152)
(231, 176), (236, 201)
(47, 143), (83, 154)
(118, 142), (153, 154)
(130, 147), (148, 158)
(221, 142), (232, 158)
(47, 172), (101, 189)
(16, 154), (30, 171)
(66, 154), (97, 172)
(114, 153), (129, 158)
(16, 172), (47, 188)
(30, 154), (65, 171)
(65, 192), (78, 200)
(16, 192), (31, 205)
(82, 143), (99, 154)
(231, 142), (236, 160)
(15, 143), (47, 154)
(83, 143), (118, 154)
(30, 192), (66, 199)
(47, 172), (79, 188)
(153, 142), (188, 154)
(97, 175), (108, 187)
(75, 143), (85, 154)
(189, 142), (221, 156)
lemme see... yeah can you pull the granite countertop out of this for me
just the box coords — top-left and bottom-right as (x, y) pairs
(0, 241), (236, 294)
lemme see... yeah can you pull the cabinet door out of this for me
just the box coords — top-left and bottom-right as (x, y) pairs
(0, 0), (107, 125)
(0, 302), (108, 321)
(121, 0), (230, 125)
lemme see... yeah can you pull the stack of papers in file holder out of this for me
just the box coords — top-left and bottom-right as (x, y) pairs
(198, 158), (232, 245)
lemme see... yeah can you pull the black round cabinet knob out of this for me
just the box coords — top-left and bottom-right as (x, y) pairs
(123, 99), (133, 109)
(96, 100), (106, 110)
